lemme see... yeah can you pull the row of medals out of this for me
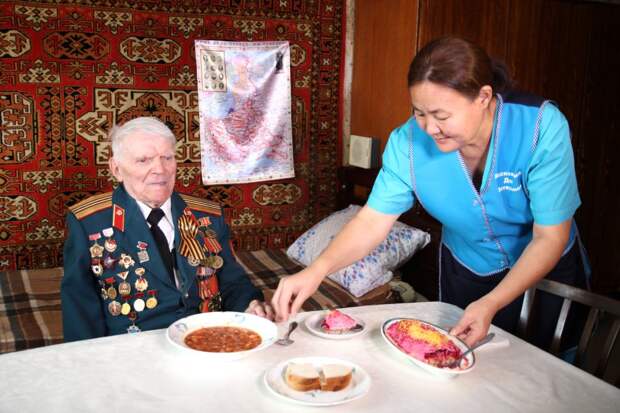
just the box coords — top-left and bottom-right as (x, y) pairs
(89, 229), (156, 324)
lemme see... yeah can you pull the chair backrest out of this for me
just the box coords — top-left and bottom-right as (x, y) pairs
(518, 278), (620, 380)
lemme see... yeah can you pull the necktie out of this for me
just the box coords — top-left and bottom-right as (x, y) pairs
(146, 208), (175, 286)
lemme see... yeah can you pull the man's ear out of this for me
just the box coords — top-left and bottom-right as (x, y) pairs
(478, 85), (493, 108)
(109, 156), (122, 182)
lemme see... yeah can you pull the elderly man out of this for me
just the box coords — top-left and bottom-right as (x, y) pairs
(62, 117), (272, 341)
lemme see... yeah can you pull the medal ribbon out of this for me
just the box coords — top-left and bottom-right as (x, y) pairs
(178, 215), (206, 262)
(202, 236), (222, 254)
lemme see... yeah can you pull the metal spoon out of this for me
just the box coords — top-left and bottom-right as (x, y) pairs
(441, 332), (495, 368)
(276, 321), (298, 346)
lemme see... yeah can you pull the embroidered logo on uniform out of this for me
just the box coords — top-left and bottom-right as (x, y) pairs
(495, 171), (522, 192)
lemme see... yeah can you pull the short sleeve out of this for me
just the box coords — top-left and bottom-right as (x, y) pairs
(367, 120), (416, 215)
(526, 104), (581, 225)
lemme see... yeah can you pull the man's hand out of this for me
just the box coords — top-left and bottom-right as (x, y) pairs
(271, 268), (324, 322)
(245, 299), (275, 321)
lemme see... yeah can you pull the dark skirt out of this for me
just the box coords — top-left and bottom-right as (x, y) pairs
(439, 240), (588, 350)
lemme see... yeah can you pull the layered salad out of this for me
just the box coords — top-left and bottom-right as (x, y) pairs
(386, 320), (463, 367)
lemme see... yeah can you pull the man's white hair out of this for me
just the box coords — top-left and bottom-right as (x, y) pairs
(109, 117), (176, 159)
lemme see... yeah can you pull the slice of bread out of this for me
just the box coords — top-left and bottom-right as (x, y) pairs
(319, 364), (353, 391)
(285, 363), (321, 392)
(285, 362), (354, 392)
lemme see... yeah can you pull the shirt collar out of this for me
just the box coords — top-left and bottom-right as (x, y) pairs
(136, 198), (173, 226)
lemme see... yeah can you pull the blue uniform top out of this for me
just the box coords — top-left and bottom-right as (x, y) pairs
(368, 93), (581, 275)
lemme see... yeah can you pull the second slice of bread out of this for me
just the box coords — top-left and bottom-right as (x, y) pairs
(319, 364), (353, 391)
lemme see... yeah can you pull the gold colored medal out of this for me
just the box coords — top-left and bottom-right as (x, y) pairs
(89, 243), (104, 258)
(107, 286), (117, 300)
(119, 281), (131, 296)
(134, 277), (148, 292)
(146, 296), (158, 309)
(119, 253), (135, 269)
(211, 255), (224, 269)
(120, 302), (131, 315)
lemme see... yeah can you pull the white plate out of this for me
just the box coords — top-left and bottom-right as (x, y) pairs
(264, 356), (371, 406)
(381, 317), (475, 378)
(166, 312), (277, 361)
(304, 311), (366, 340)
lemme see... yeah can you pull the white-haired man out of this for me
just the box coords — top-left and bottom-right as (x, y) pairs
(62, 117), (272, 341)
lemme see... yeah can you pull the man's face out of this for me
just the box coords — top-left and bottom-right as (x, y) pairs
(109, 131), (176, 208)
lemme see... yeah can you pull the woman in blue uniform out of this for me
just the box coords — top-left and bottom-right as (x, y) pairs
(272, 37), (588, 348)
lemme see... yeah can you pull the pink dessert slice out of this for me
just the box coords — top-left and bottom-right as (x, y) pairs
(321, 309), (358, 332)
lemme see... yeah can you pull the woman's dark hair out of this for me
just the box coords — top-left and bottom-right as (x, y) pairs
(407, 37), (512, 99)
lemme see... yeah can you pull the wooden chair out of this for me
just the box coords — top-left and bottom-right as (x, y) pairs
(518, 278), (620, 382)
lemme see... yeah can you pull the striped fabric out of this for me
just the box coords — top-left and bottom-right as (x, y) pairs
(0, 250), (395, 354)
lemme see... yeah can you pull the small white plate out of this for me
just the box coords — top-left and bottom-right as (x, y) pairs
(381, 317), (475, 378)
(166, 312), (277, 361)
(304, 312), (366, 340)
(264, 356), (371, 406)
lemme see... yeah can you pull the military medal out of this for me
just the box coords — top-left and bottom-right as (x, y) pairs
(127, 324), (141, 334)
(117, 271), (131, 296)
(187, 255), (200, 267)
(211, 255), (224, 269)
(108, 300), (121, 316)
(91, 259), (103, 276)
(103, 255), (116, 269)
(134, 277), (148, 292)
(100, 287), (108, 300)
(146, 290), (158, 309)
(126, 309), (140, 333)
(102, 228), (117, 252)
(136, 241), (149, 263)
(104, 278), (117, 300)
(128, 310), (137, 322)
(120, 298), (131, 316)
(133, 293), (146, 312)
(88, 233), (104, 258)
(119, 253), (135, 269)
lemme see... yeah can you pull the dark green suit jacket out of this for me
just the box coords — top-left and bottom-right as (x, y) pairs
(61, 185), (262, 342)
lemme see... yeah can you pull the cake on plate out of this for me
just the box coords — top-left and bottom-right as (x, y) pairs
(321, 310), (359, 334)
(386, 320), (463, 367)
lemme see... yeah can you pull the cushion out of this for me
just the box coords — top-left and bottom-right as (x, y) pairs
(287, 205), (431, 297)
(235, 249), (397, 310)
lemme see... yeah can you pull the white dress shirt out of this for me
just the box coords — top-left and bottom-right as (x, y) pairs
(136, 198), (179, 287)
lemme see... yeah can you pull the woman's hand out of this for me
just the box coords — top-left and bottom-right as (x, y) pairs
(245, 299), (275, 321)
(450, 296), (500, 347)
(271, 268), (324, 322)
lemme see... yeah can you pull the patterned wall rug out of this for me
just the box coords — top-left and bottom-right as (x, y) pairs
(0, 0), (344, 270)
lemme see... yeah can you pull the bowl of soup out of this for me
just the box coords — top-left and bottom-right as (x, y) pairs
(166, 312), (277, 360)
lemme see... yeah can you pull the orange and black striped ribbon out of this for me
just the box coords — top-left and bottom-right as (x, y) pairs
(177, 215), (206, 262)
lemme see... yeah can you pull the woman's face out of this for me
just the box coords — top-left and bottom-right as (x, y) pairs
(410, 81), (490, 153)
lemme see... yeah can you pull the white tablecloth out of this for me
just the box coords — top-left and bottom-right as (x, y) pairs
(1, 302), (618, 412)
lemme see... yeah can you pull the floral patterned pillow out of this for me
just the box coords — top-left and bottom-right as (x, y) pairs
(286, 205), (431, 297)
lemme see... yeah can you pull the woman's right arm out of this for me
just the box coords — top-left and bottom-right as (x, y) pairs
(272, 205), (399, 321)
